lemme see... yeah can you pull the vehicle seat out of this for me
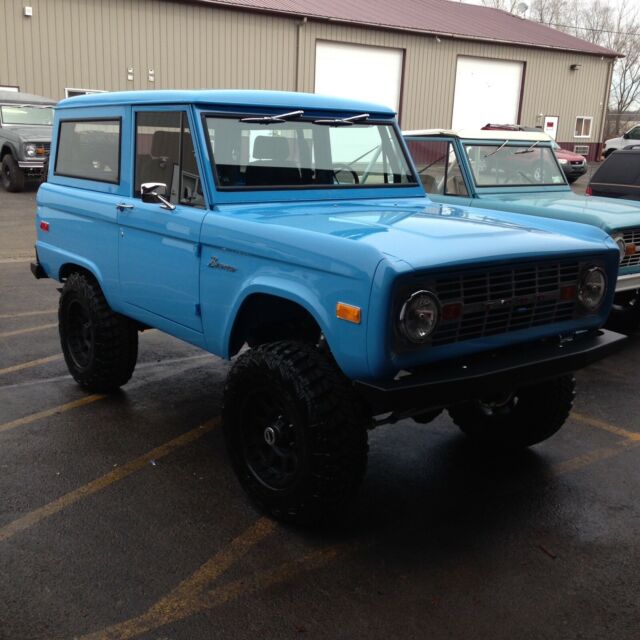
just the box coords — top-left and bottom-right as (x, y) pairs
(136, 130), (180, 194)
(421, 173), (436, 193)
(446, 174), (467, 196)
(245, 136), (301, 186)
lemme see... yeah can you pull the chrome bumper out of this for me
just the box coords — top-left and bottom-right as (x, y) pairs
(616, 273), (640, 292)
(17, 160), (46, 169)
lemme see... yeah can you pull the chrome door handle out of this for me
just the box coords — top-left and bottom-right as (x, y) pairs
(116, 203), (134, 211)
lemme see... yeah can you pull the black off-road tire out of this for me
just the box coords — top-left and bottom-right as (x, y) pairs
(223, 341), (369, 525)
(1, 154), (25, 192)
(59, 272), (138, 392)
(448, 375), (576, 449)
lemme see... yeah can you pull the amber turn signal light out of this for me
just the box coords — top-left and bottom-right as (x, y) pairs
(336, 302), (361, 324)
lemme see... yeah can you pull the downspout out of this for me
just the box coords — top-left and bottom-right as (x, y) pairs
(597, 57), (615, 160)
(295, 17), (308, 92)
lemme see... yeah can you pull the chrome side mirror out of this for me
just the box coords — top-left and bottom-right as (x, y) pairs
(140, 182), (176, 211)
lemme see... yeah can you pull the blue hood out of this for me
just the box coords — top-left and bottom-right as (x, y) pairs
(476, 189), (640, 233)
(213, 198), (616, 274)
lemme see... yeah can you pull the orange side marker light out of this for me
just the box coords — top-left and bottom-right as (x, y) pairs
(336, 302), (361, 324)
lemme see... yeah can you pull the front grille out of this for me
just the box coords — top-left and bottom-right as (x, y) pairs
(425, 260), (582, 346)
(621, 229), (640, 268)
(570, 160), (584, 166)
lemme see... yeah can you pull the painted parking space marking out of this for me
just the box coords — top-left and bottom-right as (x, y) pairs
(0, 418), (220, 543)
(552, 437), (640, 475)
(0, 308), (57, 319)
(0, 353), (212, 388)
(0, 354), (63, 376)
(77, 520), (348, 640)
(0, 322), (57, 339)
(0, 394), (105, 435)
(571, 411), (640, 441)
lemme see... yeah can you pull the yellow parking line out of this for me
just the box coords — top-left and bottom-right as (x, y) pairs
(0, 309), (57, 319)
(0, 394), (105, 435)
(0, 418), (220, 543)
(552, 438), (640, 475)
(78, 523), (340, 640)
(0, 354), (63, 376)
(571, 411), (640, 442)
(0, 323), (57, 339)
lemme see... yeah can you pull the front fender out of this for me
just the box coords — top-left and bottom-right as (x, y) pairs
(202, 272), (374, 379)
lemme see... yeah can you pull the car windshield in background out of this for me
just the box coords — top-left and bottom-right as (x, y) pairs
(205, 116), (417, 189)
(464, 143), (566, 187)
(0, 105), (54, 126)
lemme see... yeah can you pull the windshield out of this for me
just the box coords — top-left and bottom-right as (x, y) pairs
(205, 115), (417, 189)
(464, 143), (566, 187)
(0, 105), (54, 126)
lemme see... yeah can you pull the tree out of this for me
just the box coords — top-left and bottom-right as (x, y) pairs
(480, 0), (640, 132)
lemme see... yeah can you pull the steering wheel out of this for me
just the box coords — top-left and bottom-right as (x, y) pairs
(332, 165), (360, 185)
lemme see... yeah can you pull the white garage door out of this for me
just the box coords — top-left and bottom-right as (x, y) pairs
(451, 56), (524, 130)
(314, 41), (404, 113)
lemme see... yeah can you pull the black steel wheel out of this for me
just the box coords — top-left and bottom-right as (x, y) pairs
(448, 375), (576, 449)
(59, 272), (138, 392)
(223, 341), (369, 524)
(1, 155), (25, 192)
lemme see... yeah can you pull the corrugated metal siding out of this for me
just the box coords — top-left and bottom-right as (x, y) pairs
(0, 0), (610, 145)
(0, 0), (297, 97)
(298, 21), (611, 144)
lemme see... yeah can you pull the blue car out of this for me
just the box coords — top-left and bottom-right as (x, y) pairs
(32, 90), (624, 523)
(404, 128), (640, 316)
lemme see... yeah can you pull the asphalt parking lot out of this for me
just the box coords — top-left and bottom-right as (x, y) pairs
(1, 177), (640, 640)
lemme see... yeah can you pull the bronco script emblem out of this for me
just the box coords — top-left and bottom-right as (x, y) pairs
(208, 256), (237, 272)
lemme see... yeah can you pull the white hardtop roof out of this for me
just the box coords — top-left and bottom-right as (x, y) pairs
(403, 128), (552, 142)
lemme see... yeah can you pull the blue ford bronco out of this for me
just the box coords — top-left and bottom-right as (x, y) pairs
(403, 129), (640, 319)
(32, 90), (624, 523)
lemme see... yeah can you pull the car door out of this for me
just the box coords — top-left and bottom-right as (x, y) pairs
(118, 108), (207, 332)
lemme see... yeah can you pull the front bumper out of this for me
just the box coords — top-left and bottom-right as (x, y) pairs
(355, 329), (625, 414)
(17, 160), (46, 170)
(562, 164), (587, 177)
(616, 272), (640, 292)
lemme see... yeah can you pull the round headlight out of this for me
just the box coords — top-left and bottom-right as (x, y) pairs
(25, 143), (36, 157)
(611, 233), (626, 263)
(578, 267), (607, 312)
(399, 290), (440, 343)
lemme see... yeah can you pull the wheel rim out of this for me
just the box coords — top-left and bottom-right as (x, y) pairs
(1, 162), (10, 187)
(477, 392), (518, 417)
(239, 387), (300, 491)
(65, 299), (95, 370)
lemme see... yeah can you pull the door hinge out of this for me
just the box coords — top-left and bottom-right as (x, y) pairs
(195, 303), (201, 317)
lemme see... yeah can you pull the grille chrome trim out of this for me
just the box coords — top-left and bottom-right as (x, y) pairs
(621, 229), (640, 268)
(418, 260), (584, 347)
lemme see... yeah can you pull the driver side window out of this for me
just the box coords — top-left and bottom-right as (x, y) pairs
(404, 139), (468, 196)
(629, 126), (640, 140)
(135, 111), (205, 208)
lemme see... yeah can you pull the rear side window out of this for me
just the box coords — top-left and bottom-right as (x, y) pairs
(592, 153), (640, 186)
(55, 119), (121, 183)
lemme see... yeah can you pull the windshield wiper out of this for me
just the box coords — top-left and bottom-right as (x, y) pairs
(313, 113), (370, 126)
(483, 140), (508, 158)
(514, 141), (540, 154)
(239, 110), (304, 124)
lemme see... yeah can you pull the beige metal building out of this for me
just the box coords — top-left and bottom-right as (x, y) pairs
(0, 0), (618, 159)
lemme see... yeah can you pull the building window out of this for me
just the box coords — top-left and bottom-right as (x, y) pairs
(64, 88), (106, 98)
(574, 145), (590, 155)
(575, 117), (593, 138)
(54, 119), (121, 184)
(0, 85), (19, 92)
